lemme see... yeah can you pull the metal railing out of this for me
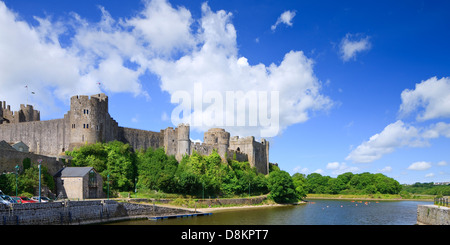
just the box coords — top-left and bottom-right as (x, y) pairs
(434, 197), (449, 207)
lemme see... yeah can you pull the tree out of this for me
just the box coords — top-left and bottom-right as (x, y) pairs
(328, 178), (345, 194)
(268, 170), (300, 203)
(292, 173), (307, 198)
(306, 173), (330, 194)
(137, 147), (178, 193)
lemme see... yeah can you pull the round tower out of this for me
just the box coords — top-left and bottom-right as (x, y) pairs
(68, 94), (109, 150)
(204, 128), (230, 160)
(177, 123), (190, 159)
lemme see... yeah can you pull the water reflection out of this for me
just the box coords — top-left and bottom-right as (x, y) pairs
(108, 199), (432, 225)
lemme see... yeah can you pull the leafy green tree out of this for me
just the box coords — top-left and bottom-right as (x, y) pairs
(328, 178), (345, 194)
(268, 170), (300, 203)
(306, 173), (330, 194)
(137, 147), (178, 193)
(292, 173), (307, 198)
(66, 141), (137, 193)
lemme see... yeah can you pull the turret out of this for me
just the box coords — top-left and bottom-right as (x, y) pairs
(68, 94), (109, 150)
(204, 128), (230, 161)
(176, 123), (191, 160)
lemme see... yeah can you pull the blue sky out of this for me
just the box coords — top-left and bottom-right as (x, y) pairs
(1, 0), (449, 184)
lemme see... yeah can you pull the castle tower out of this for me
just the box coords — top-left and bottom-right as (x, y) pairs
(204, 128), (230, 161)
(18, 104), (40, 122)
(68, 94), (109, 151)
(176, 123), (191, 160)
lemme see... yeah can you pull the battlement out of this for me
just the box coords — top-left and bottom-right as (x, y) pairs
(0, 94), (270, 175)
(0, 101), (40, 124)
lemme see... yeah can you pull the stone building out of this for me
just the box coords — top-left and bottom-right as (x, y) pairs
(54, 167), (104, 200)
(0, 93), (270, 175)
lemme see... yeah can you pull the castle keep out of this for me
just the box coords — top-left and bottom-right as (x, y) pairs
(0, 94), (269, 174)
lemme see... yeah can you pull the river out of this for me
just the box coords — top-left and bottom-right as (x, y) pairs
(109, 199), (432, 225)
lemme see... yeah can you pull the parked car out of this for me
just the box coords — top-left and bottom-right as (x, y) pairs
(31, 196), (51, 202)
(13, 196), (37, 203)
(1, 195), (18, 204)
(0, 195), (10, 205)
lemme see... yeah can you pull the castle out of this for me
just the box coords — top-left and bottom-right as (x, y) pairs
(0, 94), (269, 174)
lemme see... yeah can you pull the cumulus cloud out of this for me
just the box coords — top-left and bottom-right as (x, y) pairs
(399, 77), (450, 121)
(339, 33), (371, 62)
(150, 3), (332, 137)
(271, 10), (296, 31)
(326, 162), (359, 175)
(0, 0), (331, 138)
(347, 75), (450, 164)
(407, 161), (432, 171)
(346, 120), (426, 163)
(347, 120), (450, 163)
(379, 166), (393, 173)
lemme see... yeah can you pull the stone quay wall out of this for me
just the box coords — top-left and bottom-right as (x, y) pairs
(417, 205), (450, 225)
(0, 200), (197, 225)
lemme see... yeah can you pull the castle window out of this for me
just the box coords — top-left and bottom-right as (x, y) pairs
(237, 147), (240, 152)
(83, 124), (86, 128)
(86, 124), (89, 129)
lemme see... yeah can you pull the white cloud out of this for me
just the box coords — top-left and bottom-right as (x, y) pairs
(0, 1), (331, 138)
(293, 166), (309, 174)
(326, 162), (340, 170)
(346, 120), (427, 163)
(150, 3), (332, 137)
(407, 161), (432, 171)
(271, 10), (296, 31)
(425, 173), (434, 178)
(379, 166), (393, 173)
(339, 33), (371, 62)
(399, 77), (450, 121)
(127, 0), (195, 55)
(437, 161), (448, 166)
(326, 162), (359, 175)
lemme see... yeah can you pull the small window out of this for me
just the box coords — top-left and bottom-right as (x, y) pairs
(83, 124), (86, 128)
(86, 124), (89, 129)
(89, 170), (96, 185)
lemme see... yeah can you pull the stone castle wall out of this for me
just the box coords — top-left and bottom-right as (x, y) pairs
(0, 94), (270, 175)
(0, 118), (70, 157)
(0, 148), (64, 176)
(119, 127), (164, 152)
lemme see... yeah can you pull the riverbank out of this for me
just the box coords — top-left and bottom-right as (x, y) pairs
(153, 201), (305, 214)
(305, 194), (434, 201)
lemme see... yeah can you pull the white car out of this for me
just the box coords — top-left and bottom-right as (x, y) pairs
(0, 195), (11, 205)
(31, 196), (51, 202)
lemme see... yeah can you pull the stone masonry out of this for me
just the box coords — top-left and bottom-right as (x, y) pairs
(0, 94), (269, 175)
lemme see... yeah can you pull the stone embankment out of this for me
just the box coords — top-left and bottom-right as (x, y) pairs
(417, 205), (450, 225)
(0, 200), (198, 225)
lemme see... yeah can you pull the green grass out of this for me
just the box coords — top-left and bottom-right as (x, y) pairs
(306, 193), (434, 200)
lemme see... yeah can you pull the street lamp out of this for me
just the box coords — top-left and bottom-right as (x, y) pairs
(37, 159), (42, 203)
(107, 173), (110, 200)
(135, 177), (137, 198)
(15, 165), (19, 196)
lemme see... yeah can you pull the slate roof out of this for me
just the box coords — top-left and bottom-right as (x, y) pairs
(0, 140), (14, 150)
(54, 167), (94, 178)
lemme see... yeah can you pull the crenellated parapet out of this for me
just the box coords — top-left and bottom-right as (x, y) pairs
(0, 93), (270, 174)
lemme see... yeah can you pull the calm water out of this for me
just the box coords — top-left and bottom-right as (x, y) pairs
(110, 199), (432, 225)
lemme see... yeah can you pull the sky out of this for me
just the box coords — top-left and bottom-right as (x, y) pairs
(0, 0), (449, 184)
